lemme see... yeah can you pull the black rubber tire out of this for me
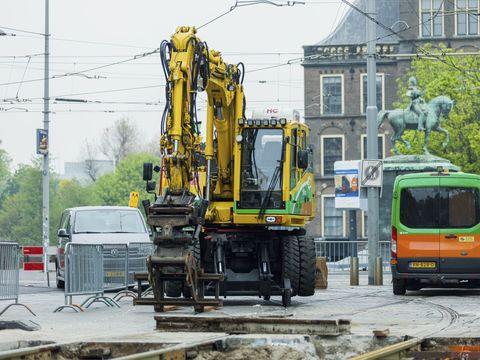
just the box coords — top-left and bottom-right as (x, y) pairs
(56, 263), (64, 289)
(393, 278), (406, 295)
(282, 235), (300, 296)
(297, 235), (316, 297)
(282, 289), (291, 307)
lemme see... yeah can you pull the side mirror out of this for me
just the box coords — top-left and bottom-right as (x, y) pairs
(146, 180), (156, 193)
(143, 163), (153, 181)
(57, 228), (69, 238)
(298, 149), (309, 170)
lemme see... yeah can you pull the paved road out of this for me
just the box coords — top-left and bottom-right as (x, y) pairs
(1, 271), (480, 353)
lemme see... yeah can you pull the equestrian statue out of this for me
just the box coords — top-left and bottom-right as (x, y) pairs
(377, 76), (454, 155)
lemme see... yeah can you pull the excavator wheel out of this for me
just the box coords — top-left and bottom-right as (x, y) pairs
(297, 235), (316, 296)
(281, 235), (300, 296)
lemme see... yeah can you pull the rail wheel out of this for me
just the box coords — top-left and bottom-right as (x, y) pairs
(281, 235), (300, 296)
(165, 267), (182, 298)
(183, 239), (201, 299)
(297, 236), (316, 296)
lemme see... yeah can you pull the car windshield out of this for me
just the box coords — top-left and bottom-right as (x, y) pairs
(74, 209), (146, 233)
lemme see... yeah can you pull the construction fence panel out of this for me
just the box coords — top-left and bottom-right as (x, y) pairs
(127, 242), (155, 286)
(0, 242), (20, 303)
(65, 243), (104, 301)
(314, 239), (391, 273)
(103, 244), (129, 291)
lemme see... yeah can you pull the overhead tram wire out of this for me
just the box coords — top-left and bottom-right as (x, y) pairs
(197, 0), (305, 30)
(0, 47), (160, 87)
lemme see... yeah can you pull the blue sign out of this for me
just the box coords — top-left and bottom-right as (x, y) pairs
(36, 129), (48, 155)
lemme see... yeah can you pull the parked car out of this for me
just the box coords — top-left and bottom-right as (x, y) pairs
(391, 171), (480, 295)
(55, 206), (151, 289)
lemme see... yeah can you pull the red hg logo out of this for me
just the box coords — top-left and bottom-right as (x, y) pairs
(265, 108), (279, 114)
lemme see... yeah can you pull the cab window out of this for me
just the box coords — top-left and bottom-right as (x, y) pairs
(400, 187), (438, 228)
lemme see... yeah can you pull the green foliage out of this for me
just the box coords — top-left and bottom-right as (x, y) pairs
(93, 152), (158, 206)
(0, 164), (43, 245)
(0, 146), (11, 205)
(0, 149), (157, 245)
(394, 46), (480, 173)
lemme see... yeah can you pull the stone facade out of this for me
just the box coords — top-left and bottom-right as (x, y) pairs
(303, 0), (480, 238)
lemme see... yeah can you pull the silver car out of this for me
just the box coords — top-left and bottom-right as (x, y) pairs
(55, 206), (151, 289)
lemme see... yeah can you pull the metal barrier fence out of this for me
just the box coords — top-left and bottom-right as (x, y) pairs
(103, 244), (129, 291)
(0, 242), (35, 316)
(127, 242), (155, 286)
(314, 239), (391, 273)
(55, 243), (118, 312)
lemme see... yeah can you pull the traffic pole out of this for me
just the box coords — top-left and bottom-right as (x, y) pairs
(366, 0), (380, 286)
(42, 0), (50, 286)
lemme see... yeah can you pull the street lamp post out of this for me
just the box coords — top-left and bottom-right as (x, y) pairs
(42, 0), (50, 286)
(365, 0), (380, 286)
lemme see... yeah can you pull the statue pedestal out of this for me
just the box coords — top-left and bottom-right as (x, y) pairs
(377, 154), (460, 242)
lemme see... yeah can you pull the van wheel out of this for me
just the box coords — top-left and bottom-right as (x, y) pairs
(392, 278), (406, 295)
(56, 265), (64, 289)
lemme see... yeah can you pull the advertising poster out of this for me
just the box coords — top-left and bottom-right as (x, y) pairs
(36, 129), (49, 155)
(334, 160), (364, 209)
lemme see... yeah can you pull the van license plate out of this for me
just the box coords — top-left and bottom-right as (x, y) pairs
(409, 261), (436, 269)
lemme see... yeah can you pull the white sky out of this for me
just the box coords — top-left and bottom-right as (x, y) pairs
(0, 0), (348, 173)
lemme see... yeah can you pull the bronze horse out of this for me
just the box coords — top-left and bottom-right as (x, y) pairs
(377, 95), (454, 154)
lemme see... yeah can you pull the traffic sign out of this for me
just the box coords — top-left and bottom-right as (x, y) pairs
(129, 191), (140, 208)
(361, 160), (383, 187)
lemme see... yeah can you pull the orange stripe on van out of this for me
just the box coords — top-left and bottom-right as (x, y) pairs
(397, 234), (438, 258)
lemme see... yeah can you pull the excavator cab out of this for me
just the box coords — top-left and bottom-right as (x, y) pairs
(232, 109), (315, 227)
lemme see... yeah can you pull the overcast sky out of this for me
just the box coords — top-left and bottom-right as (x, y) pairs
(0, 0), (348, 172)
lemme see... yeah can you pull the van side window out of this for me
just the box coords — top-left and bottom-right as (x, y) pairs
(400, 188), (438, 228)
(439, 187), (480, 228)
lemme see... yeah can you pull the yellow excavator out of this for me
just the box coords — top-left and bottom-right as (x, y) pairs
(142, 26), (316, 311)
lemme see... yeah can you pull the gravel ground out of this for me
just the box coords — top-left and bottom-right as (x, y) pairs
(1, 271), (480, 355)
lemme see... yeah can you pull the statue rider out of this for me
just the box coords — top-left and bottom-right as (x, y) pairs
(406, 76), (428, 131)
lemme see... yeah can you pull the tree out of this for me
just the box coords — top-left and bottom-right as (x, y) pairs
(0, 141), (11, 205)
(0, 161), (99, 245)
(0, 164), (43, 244)
(93, 152), (159, 206)
(394, 46), (480, 173)
(100, 117), (139, 166)
(81, 139), (100, 182)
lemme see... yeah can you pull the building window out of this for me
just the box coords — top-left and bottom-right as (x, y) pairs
(321, 135), (344, 177)
(360, 74), (385, 114)
(320, 75), (343, 115)
(322, 195), (345, 237)
(361, 134), (385, 159)
(456, 0), (479, 36)
(420, 0), (444, 37)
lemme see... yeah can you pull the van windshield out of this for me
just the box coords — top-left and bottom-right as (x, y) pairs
(400, 187), (480, 229)
(74, 210), (146, 234)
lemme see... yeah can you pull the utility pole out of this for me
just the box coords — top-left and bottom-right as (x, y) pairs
(365, 0), (379, 286)
(42, 0), (50, 286)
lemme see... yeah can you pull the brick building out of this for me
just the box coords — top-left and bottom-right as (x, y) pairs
(303, 0), (480, 238)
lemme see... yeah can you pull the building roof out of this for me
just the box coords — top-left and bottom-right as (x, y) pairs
(316, 0), (400, 46)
